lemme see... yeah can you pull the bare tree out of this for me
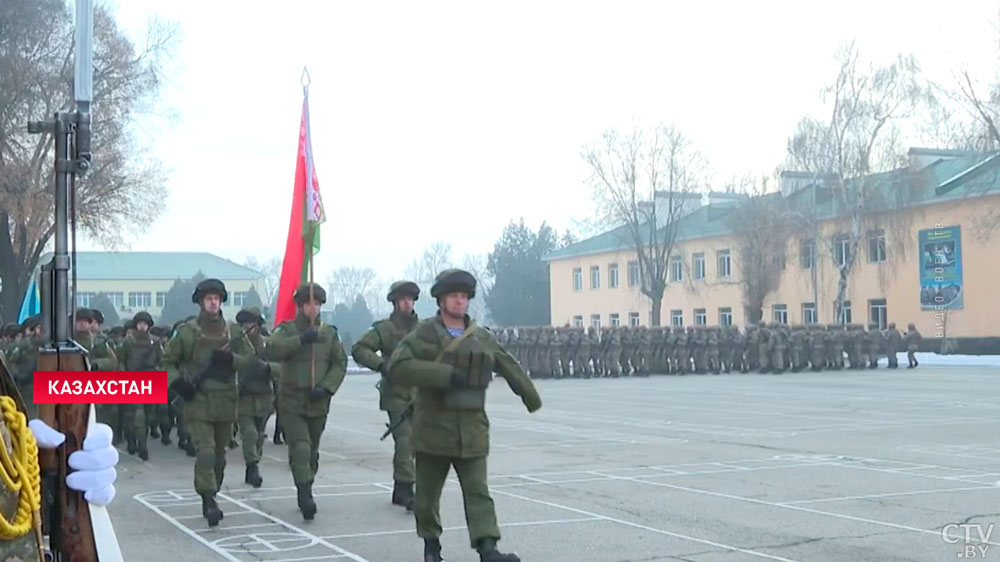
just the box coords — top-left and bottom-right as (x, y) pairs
(326, 265), (379, 307)
(726, 175), (791, 323)
(581, 124), (707, 326)
(0, 0), (177, 321)
(243, 256), (282, 305)
(785, 43), (931, 322)
(460, 252), (492, 323)
(403, 241), (454, 282)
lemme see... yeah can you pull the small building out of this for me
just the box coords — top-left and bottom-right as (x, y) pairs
(61, 251), (262, 321)
(544, 148), (1000, 338)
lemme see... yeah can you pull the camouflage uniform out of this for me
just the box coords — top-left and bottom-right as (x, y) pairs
(706, 327), (720, 374)
(885, 323), (902, 368)
(867, 323), (883, 369)
(905, 323), (922, 368)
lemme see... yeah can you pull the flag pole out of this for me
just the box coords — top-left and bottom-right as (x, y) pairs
(302, 68), (317, 388)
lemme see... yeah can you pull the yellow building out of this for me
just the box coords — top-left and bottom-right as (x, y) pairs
(63, 252), (262, 322)
(544, 148), (1000, 338)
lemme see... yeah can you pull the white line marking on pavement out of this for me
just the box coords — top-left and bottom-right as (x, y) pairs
(492, 489), (803, 562)
(193, 522), (283, 534)
(320, 516), (601, 540)
(175, 511), (251, 520)
(592, 472), (1000, 548)
(217, 492), (373, 562)
(133, 493), (246, 562)
(780, 486), (996, 505)
(267, 555), (348, 562)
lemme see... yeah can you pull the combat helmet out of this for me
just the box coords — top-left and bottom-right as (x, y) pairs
(192, 278), (228, 304)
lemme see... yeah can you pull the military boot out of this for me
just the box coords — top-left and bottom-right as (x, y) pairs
(201, 494), (223, 527)
(424, 538), (444, 562)
(160, 425), (172, 445)
(297, 482), (317, 520)
(476, 538), (520, 562)
(126, 437), (137, 455)
(245, 463), (263, 488)
(391, 481), (413, 508)
(149, 425), (160, 439)
(137, 441), (149, 461)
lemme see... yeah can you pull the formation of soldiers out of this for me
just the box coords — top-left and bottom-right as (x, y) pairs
(497, 321), (923, 377)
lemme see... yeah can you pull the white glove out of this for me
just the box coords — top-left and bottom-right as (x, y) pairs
(28, 420), (119, 506)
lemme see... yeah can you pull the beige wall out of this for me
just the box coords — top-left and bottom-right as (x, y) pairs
(549, 195), (1000, 337)
(77, 278), (259, 321)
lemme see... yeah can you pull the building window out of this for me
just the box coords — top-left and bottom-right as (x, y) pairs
(609, 263), (619, 289)
(869, 299), (887, 329)
(719, 307), (733, 327)
(155, 291), (167, 308)
(76, 292), (95, 307)
(670, 256), (683, 282)
(835, 300), (852, 324)
(834, 235), (851, 267)
(694, 308), (707, 326)
(693, 253), (705, 280)
(232, 291), (248, 307)
(717, 249), (731, 279)
(572, 315), (584, 328)
(590, 266), (600, 289)
(590, 314), (601, 329)
(772, 304), (788, 324)
(867, 230), (886, 264)
(610, 313), (620, 327)
(572, 268), (582, 291)
(128, 292), (151, 308)
(670, 310), (683, 327)
(800, 239), (815, 270)
(628, 261), (640, 287)
(628, 312), (640, 327)
(802, 302), (817, 324)
(107, 292), (124, 309)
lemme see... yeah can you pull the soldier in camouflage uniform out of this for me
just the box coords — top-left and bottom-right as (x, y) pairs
(535, 327), (551, 379)
(71, 309), (121, 443)
(756, 321), (771, 374)
(745, 324), (759, 372)
(351, 281), (421, 511)
(549, 327), (564, 378)
(162, 279), (253, 526)
(7, 316), (42, 419)
(788, 325), (805, 372)
(117, 311), (162, 461)
(808, 325), (826, 371)
(905, 323), (922, 368)
(885, 322), (902, 368)
(828, 324), (845, 370)
(867, 323), (883, 369)
(235, 307), (278, 489)
(729, 325), (746, 374)
(266, 283), (348, 520)
(705, 327), (720, 374)
(565, 326), (580, 377)
(846, 324), (863, 369)
(588, 326), (601, 376)
(673, 326), (689, 375)
(605, 326), (622, 377)
(386, 269), (540, 562)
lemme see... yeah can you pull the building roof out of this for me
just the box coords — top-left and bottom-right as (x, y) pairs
(546, 151), (1000, 262)
(40, 251), (262, 280)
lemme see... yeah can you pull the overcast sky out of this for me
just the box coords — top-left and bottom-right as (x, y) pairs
(80, 0), (999, 281)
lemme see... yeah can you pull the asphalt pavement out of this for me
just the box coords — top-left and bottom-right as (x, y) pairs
(108, 366), (1000, 562)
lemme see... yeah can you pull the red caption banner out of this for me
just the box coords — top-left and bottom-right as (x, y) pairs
(33, 371), (168, 404)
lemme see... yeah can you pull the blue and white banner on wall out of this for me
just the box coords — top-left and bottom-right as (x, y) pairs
(919, 225), (963, 310)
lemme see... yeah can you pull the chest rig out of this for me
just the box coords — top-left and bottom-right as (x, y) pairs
(420, 322), (492, 411)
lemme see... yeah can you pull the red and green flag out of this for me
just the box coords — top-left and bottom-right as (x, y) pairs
(274, 90), (326, 327)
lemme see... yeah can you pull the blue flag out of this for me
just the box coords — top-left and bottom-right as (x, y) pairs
(18, 277), (40, 324)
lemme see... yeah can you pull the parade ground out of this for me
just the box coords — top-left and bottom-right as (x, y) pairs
(111, 366), (999, 562)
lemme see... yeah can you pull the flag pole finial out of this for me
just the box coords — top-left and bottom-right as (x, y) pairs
(301, 66), (311, 94)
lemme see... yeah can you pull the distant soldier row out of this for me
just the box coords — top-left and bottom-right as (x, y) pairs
(495, 322), (923, 377)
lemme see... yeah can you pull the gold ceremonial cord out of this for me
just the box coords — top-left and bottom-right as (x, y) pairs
(0, 395), (43, 544)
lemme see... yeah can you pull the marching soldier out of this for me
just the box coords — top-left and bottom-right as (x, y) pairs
(789, 325), (806, 372)
(745, 324), (759, 372)
(566, 326), (581, 377)
(386, 269), (541, 562)
(549, 327), (564, 378)
(846, 324), (863, 369)
(607, 326), (623, 377)
(534, 326), (550, 379)
(351, 281), (421, 511)
(162, 279), (252, 526)
(266, 283), (348, 520)
(587, 326), (601, 376)
(757, 321), (771, 374)
(905, 323), (922, 368)
(729, 325), (746, 374)
(808, 325), (826, 371)
(867, 323), (883, 369)
(236, 306), (278, 488)
(7, 315), (42, 418)
(827, 324), (844, 370)
(117, 311), (162, 461)
(885, 322), (902, 368)
(706, 326), (720, 374)
(74, 309), (121, 443)
(769, 323), (787, 374)
(674, 326), (690, 375)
